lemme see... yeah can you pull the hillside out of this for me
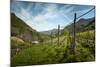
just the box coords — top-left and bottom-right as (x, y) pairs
(11, 13), (49, 42)
(11, 13), (39, 42)
(11, 13), (50, 57)
(62, 17), (95, 34)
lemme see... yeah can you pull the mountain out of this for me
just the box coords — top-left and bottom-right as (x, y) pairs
(62, 17), (95, 34)
(11, 13), (45, 42)
(41, 29), (58, 35)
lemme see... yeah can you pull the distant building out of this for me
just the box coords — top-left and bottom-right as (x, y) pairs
(31, 41), (39, 44)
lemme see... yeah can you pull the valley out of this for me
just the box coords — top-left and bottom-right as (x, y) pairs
(11, 13), (95, 66)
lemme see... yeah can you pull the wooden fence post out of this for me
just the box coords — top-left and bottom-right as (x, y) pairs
(72, 13), (77, 55)
(51, 32), (53, 45)
(58, 25), (60, 46)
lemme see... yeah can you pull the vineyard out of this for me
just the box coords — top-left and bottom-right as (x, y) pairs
(11, 29), (95, 66)
(11, 3), (95, 66)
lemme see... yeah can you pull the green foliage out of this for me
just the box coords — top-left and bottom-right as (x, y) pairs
(11, 29), (95, 66)
(11, 44), (63, 66)
(11, 13), (49, 42)
(11, 13), (95, 66)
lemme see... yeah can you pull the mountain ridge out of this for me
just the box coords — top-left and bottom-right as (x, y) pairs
(62, 17), (95, 34)
(11, 13), (39, 42)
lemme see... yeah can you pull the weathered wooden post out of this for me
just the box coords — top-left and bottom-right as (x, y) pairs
(58, 25), (60, 45)
(87, 25), (90, 45)
(51, 32), (53, 45)
(72, 13), (77, 55)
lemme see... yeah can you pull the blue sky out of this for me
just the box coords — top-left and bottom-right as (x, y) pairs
(11, 1), (95, 32)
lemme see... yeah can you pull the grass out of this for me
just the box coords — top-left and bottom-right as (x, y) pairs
(11, 44), (67, 66)
(11, 30), (95, 66)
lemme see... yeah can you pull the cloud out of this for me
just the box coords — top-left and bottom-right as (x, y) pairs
(11, 1), (95, 31)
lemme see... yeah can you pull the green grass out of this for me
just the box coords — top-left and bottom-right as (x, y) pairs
(11, 43), (67, 66)
(11, 30), (95, 66)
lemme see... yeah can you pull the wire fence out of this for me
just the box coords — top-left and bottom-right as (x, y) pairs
(48, 7), (95, 55)
(76, 7), (95, 19)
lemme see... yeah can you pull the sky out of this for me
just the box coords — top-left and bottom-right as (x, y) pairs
(11, 0), (95, 32)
